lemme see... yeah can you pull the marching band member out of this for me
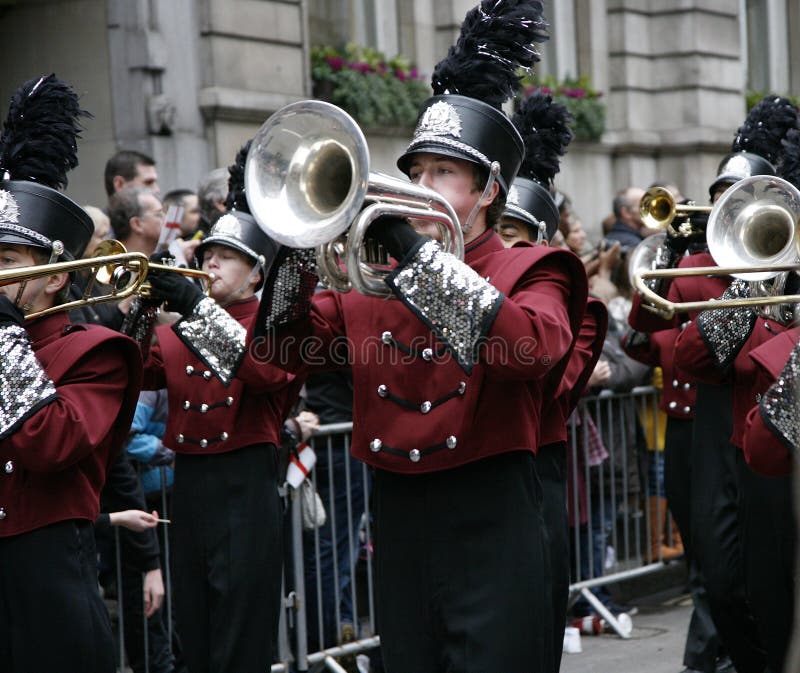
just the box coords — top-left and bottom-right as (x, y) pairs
(628, 96), (798, 673)
(0, 75), (142, 673)
(246, 2), (588, 670)
(501, 90), (608, 672)
(124, 143), (303, 673)
(674, 125), (800, 673)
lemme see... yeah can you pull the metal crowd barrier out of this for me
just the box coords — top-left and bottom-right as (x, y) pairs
(110, 385), (676, 671)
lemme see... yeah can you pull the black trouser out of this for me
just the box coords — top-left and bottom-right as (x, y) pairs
(738, 453), (795, 673)
(538, 441), (569, 673)
(373, 450), (550, 673)
(0, 520), (115, 673)
(664, 417), (724, 672)
(690, 384), (766, 673)
(172, 444), (283, 673)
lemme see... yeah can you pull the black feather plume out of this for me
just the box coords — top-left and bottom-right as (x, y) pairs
(732, 95), (798, 165)
(225, 140), (251, 213)
(512, 91), (573, 187)
(431, 0), (549, 109)
(779, 128), (800, 189)
(0, 74), (92, 188)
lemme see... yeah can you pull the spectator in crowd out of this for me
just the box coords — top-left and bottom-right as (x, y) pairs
(606, 187), (646, 250)
(572, 245), (651, 619)
(104, 149), (160, 197)
(110, 185), (165, 257)
(197, 167), (228, 230)
(91, 185), (174, 673)
(162, 188), (204, 265)
(84, 205), (111, 252)
(304, 368), (367, 656)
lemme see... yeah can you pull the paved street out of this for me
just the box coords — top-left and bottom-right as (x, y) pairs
(561, 593), (693, 673)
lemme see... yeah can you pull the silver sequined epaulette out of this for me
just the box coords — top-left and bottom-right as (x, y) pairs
(262, 248), (318, 332)
(0, 324), (56, 439)
(696, 279), (757, 370)
(120, 296), (159, 351)
(173, 297), (246, 386)
(759, 342), (800, 452)
(385, 240), (502, 374)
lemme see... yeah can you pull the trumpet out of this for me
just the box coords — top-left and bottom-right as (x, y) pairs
(632, 175), (800, 319)
(639, 186), (711, 235)
(93, 240), (214, 297)
(244, 100), (463, 298)
(0, 249), (150, 320)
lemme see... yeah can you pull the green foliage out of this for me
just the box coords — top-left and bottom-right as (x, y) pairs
(746, 90), (800, 111)
(519, 74), (606, 142)
(311, 44), (430, 129)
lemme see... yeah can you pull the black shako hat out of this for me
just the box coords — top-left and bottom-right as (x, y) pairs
(398, 94), (524, 195)
(708, 95), (798, 199)
(196, 140), (278, 289)
(397, 0), (549, 196)
(0, 74), (93, 261)
(0, 181), (92, 260)
(504, 178), (558, 240)
(504, 91), (573, 241)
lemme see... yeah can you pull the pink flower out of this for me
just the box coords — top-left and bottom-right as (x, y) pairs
(325, 56), (345, 71)
(409, 67), (419, 80)
(349, 61), (373, 74)
(394, 68), (407, 82)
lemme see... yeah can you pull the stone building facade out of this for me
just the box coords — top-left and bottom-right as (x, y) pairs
(0, 0), (796, 240)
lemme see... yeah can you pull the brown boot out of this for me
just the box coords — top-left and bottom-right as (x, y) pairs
(648, 496), (681, 561)
(667, 515), (684, 556)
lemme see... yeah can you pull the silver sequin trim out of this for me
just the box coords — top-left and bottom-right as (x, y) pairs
(386, 240), (502, 372)
(760, 342), (800, 451)
(696, 279), (756, 369)
(174, 297), (246, 385)
(0, 222), (51, 247)
(262, 248), (318, 331)
(120, 296), (158, 348)
(404, 134), (491, 168)
(0, 324), (56, 438)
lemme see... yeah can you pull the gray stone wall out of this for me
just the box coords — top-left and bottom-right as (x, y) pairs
(0, 0), (793, 242)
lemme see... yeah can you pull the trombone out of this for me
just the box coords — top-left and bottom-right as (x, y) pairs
(639, 186), (711, 235)
(0, 249), (150, 320)
(632, 175), (800, 319)
(0, 240), (215, 321)
(93, 240), (214, 297)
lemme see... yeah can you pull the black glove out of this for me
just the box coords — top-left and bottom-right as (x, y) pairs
(147, 271), (204, 315)
(368, 216), (423, 261)
(0, 295), (25, 327)
(148, 444), (176, 467)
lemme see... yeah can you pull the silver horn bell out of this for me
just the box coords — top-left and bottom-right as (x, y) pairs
(244, 100), (464, 298)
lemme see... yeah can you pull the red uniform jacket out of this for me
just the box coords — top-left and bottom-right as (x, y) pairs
(624, 327), (696, 419)
(263, 229), (588, 474)
(741, 328), (800, 477)
(540, 298), (608, 446)
(144, 296), (300, 454)
(675, 310), (788, 448)
(628, 251), (730, 333)
(0, 313), (142, 537)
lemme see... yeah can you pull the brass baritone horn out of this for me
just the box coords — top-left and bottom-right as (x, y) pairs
(244, 100), (464, 298)
(639, 186), (711, 234)
(632, 175), (800, 319)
